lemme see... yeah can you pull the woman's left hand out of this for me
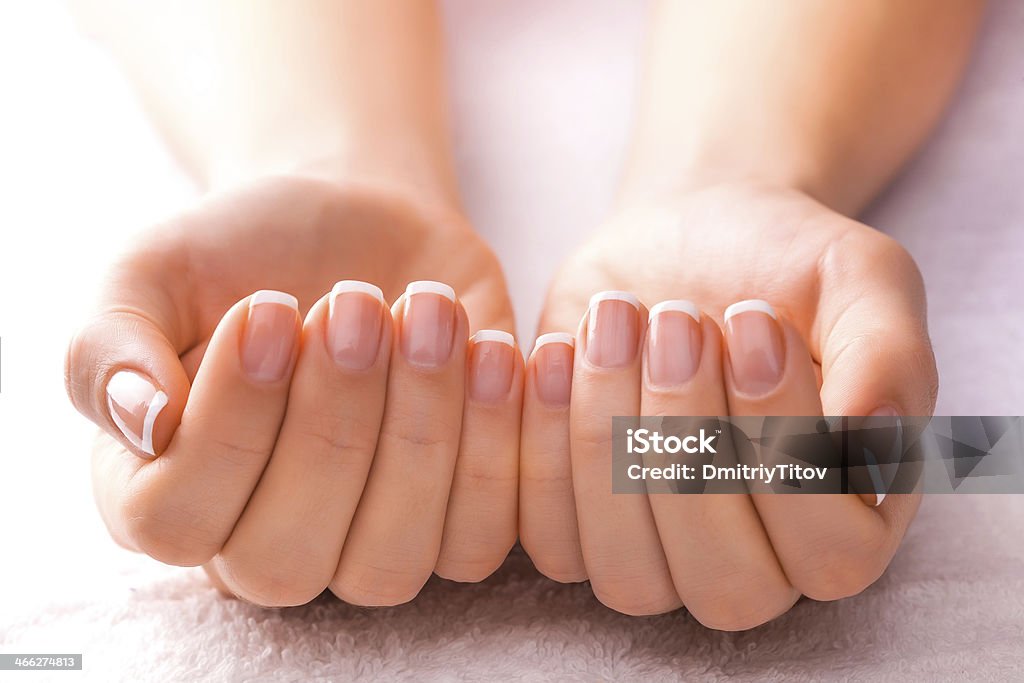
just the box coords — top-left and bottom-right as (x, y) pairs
(519, 181), (936, 629)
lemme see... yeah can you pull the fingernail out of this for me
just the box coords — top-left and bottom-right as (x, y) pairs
(106, 369), (168, 457)
(401, 281), (456, 368)
(327, 280), (385, 371)
(724, 299), (785, 395)
(469, 330), (516, 402)
(241, 290), (299, 382)
(646, 301), (702, 387)
(586, 291), (640, 368)
(532, 333), (574, 407)
(865, 406), (902, 506)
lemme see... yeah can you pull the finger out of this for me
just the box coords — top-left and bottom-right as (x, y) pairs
(641, 302), (798, 630)
(435, 330), (523, 582)
(330, 281), (468, 606)
(66, 259), (193, 459)
(214, 281), (392, 606)
(519, 332), (586, 583)
(722, 299), (898, 601)
(92, 290), (300, 566)
(818, 232), (938, 418)
(571, 291), (681, 616)
(817, 233), (931, 520)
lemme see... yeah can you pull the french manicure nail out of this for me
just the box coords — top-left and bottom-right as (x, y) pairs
(865, 406), (902, 506)
(647, 300), (702, 387)
(401, 281), (456, 368)
(241, 290), (299, 382)
(469, 330), (515, 402)
(106, 369), (168, 457)
(586, 291), (640, 368)
(327, 280), (384, 371)
(532, 333), (574, 407)
(724, 299), (785, 395)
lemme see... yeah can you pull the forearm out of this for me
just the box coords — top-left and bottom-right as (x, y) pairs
(621, 0), (986, 215)
(73, 0), (457, 204)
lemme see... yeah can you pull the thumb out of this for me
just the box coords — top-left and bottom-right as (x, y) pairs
(817, 234), (936, 515)
(818, 236), (938, 419)
(65, 262), (193, 458)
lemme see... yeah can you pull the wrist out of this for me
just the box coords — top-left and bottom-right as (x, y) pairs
(615, 123), (879, 217)
(617, 142), (834, 212)
(204, 128), (462, 214)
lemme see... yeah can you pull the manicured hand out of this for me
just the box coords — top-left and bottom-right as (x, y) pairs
(520, 182), (936, 629)
(66, 176), (522, 607)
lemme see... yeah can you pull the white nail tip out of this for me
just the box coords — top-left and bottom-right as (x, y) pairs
(589, 290), (640, 310)
(862, 440), (892, 508)
(330, 281), (384, 317)
(332, 280), (384, 303)
(472, 330), (515, 347)
(141, 391), (169, 456)
(534, 332), (575, 350)
(724, 299), (776, 322)
(406, 280), (456, 302)
(252, 290), (299, 310)
(106, 370), (168, 457)
(649, 300), (700, 323)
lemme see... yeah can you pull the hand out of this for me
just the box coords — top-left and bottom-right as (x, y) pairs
(66, 175), (522, 607)
(519, 181), (937, 629)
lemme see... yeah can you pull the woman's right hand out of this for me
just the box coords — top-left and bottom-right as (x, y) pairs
(66, 175), (522, 607)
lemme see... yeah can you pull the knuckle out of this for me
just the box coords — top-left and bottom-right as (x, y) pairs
(519, 462), (573, 490)
(791, 527), (889, 601)
(876, 234), (921, 281)
(288, 409), (378, 457)
(436, 535), (515, 583)
(433, 558), (501, 584)
(687, 586), (796, 632)
(830, 225), (925, 294)
(120, 489), (223, 566)
(692, 608), (773, 632)
(64, 316), (114, 418)
(282, 412), (379, 477)
(220, 554), (328, 608)
(696, 606), (782, 634)
(66, 309), (155, 418)
(844, 226), (915, 269)
(329, 562), (431, 607)
(378, 417), (455, 452)
(520, 540), (587, 584)
(591, 579), (681, 617)
(195, 428), (271, 470)
(572, 417), (615, 455)
(454, 452), (517, 488)
(533, 564), (588, 584)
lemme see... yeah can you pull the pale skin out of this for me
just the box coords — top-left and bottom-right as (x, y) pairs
(68, 0), (520, 606)
(66, 0), (985, 626)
